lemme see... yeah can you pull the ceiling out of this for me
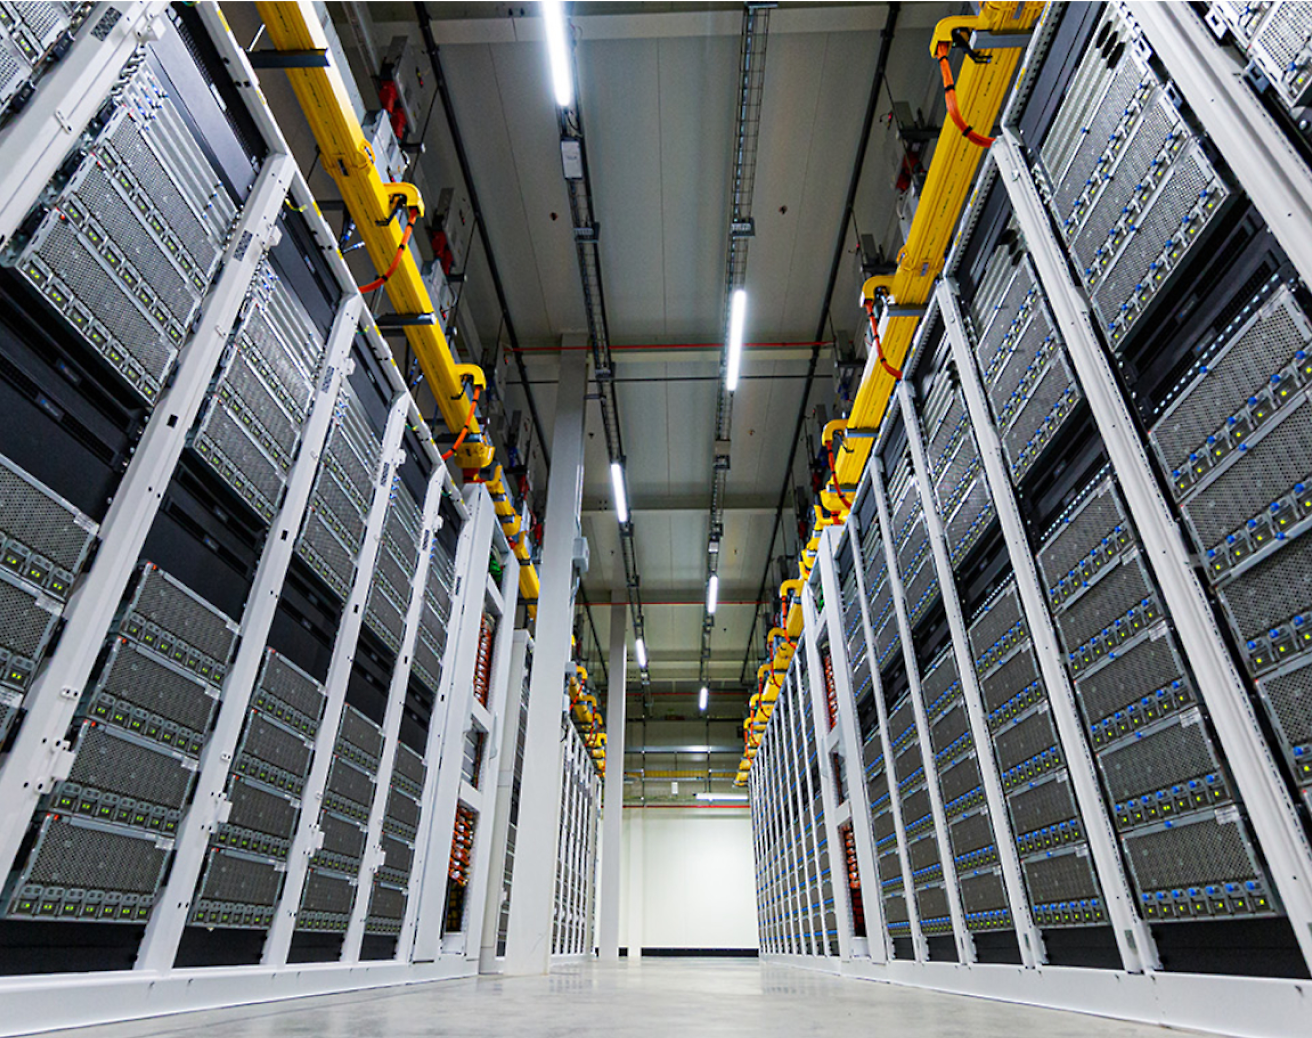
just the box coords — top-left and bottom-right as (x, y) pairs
(245, 0), (959, 795)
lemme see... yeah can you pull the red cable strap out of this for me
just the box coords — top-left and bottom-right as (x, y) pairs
(936, 42), (995, 149)
(865, 300), (903, 382)
(358, 207), (418, 293)
(827, 443), (851, 509)
(441, 384), (482, 461)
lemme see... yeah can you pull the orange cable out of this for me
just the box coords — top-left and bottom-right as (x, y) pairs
(936, 42), (995, 149)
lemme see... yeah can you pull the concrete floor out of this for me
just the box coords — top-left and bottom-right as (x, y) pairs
(45, 959), (1198, 1038)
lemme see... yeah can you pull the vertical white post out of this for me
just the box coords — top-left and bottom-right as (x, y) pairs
(136, 294), (361, 970)
(598, 592), (628, 960)
(262, 393), (411, 966)
(896, 378), (1044, 968)
(503, 347), (588, 974)
(814, 526), (887, 962)
(339, 467), (447, 963)
(936, 277), (1155, 972)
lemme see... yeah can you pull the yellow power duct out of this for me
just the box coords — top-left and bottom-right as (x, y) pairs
(252, 1), (541, 610)
(837, 2), (1043, 488)
(740, 3), (1043, 783)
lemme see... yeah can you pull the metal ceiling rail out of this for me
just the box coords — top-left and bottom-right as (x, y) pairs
(700, 2), (772, 694)
(556, 4), (651, 704)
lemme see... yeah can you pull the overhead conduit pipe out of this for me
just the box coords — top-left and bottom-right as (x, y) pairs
(251, 0), (541, 612)
(736, 2), (1043, 785)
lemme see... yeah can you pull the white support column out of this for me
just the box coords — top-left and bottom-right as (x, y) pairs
(1129, 2), (1312, 286)
(135, 292), (361, 970)
(598, 592), (628, 960)
(0, 153), (296, 890)
(479, 629), (533, 971)
(896, 378), (1044, 969)
(503, 347), (588, 975)
(815, 525), (887, 962)
(995, 131), (1312, 973)
(458, 543), (521, 958)
(262, 393), (411, 966)
(339, 466), (448, 962)
(936, 277), (1155, 972)
(0, 1), (169, 244)
(408, 486), (497, 962)
(869, 462), (931, 963)
(846, 492), (920, 962)
(800, 583), (852, 961)
(871, 438), (973, 964)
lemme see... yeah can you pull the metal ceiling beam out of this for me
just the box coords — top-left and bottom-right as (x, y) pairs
(700, 3), (771, 695)
(738, 2), (900, 685)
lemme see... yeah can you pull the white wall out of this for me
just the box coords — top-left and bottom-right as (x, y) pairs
(618, 806), (758, 951)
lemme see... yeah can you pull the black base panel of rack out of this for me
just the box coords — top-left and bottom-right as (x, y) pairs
(1016, 407), (1107, 537)
(1041, 924), (1121, 970)
(0, 920), (143, 975)
(912, 599), (952, 673)
(269, 558), (344, 685)
(891, 936), (915, 960)
(955, 520), (1011, 621)
(1120, 207), (1283, 414)
(397, 429), (432, 503)
(973, 929), (1024, 965)
(1152, 918), (1311, 979)
(143, 463), (260, 623)
(173, 926), (267, 968)
(287, 930), (345, 964)
(0, 278), (141, 520)
(926, 934), (959, 963)
(399, 676), (435, 753)
(360, 933), (398, 961)
(347, 628), (395, 728)
(640, 947), (758, 957)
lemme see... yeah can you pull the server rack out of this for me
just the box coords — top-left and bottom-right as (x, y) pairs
(479, 631), (533, 970)
(751, 3), (1312, 1031)
(0, 5), (524, 1030)
(551, 714), (600, 960)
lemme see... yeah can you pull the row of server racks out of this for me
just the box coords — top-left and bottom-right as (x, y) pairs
(0, 2), (529, 1028)
(749, 3), (1312, 1032)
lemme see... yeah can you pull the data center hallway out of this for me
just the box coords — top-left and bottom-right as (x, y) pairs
(51, 960), (1192, 1038)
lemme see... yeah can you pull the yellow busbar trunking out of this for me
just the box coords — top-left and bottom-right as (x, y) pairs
(737, 3), (1042, 784)
(252, 1), (541, 612)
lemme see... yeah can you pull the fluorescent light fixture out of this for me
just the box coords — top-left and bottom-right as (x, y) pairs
(695, 791), (748, 802)
(635, 637), (647, 669)
(699, 686), (708, 712)
(541, 0), (572, 108)
(706, 573), (719, 615)
(725, 288), (747, 391)
(610, 461), (628, 523)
